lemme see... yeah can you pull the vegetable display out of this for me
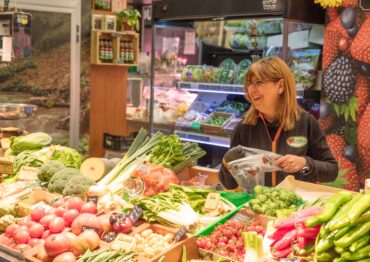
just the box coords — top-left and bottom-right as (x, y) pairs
(305, 191), (370, 262)
(47, 168), (82, 194)
(10, 132), (52, 154)
(38, 160), (65, 183)
(249, 185), (303, 217)
(77, 249), (136, 262)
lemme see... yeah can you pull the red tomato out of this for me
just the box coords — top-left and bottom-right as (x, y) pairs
(25, 220), (36, 228)
(80, 202), (97, 214)
(63, 209), (79, 227)
(44, 233), (71, 257)
(42, 230), (51, 240)
(29, 223), (45, 239)
(40, 214), (57, 229)
(67, 198), (85, 212)
(17, 217), (31, 226)
(13, 226), (28, 238)
(14, 231), (30, 244)
(5, 224), (19, 237)
(49, 217), (65, 234)
(46, 209), (56, 216)
(53, 199), (66, 208)
(28, 238), (44, 248)
(31, 206), (46, 221)
(54, 207), (66, 217)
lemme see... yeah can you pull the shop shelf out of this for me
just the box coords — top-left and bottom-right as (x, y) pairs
(175, 130), (230, 148)
(177, 81), (245, 95)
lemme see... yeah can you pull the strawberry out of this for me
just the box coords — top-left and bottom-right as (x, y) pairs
(342, 0), (358, 7)
(326, 134), (360, 191)
(357, 104), (370, 185)
(357, 145), (370, 185)
(354, 74), (369, 119)
(350, 16), (370, 64)
(319, 115), (334, 132)
(358, 103), (370, 147)
(323, 17), (350, 71)
(327, 7), (339, 22)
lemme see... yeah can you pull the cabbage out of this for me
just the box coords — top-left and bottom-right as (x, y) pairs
(50, 145), (83, 169)
(10, 132), (52, 154)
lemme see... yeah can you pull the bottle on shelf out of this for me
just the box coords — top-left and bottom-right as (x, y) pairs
(120, 41), (125, 62)
(99, 39), (104, 62)
(107, 40), (113, 62)
(127, 40), (134, 64)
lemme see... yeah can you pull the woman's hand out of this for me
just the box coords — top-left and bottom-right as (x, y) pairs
(275, 155), (306, 173)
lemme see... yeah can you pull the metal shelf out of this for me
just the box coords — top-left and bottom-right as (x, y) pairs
(177, 81), (245, 95)
(175, 130), (230, 148)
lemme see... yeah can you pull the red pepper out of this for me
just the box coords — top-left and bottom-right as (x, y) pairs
(272, 247), (293, 258)
(269, 226), (295, 240)
(296, 223), (320, 239)
(273, 229), (296, 251)
(275, 207), (323, 229)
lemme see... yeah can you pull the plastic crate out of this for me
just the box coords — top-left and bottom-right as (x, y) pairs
(103, 133), (135, 152)
(195, 191), (251, 237)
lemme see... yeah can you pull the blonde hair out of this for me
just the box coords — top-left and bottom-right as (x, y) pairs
(243, 56), (302, 131)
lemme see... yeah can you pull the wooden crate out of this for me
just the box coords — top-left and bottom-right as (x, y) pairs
(91, 31), (139, 66)
(129, 223), (199, 262)
(201, 112), (234, 137)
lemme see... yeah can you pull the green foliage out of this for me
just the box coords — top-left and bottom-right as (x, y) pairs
(116, 8), (141, 30)
(323, 168), (349, 189)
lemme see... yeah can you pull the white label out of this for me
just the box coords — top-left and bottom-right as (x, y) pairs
(204, 192), (220, 210)
(18, 166), (39, 181)
(262, 0), (278, 10)
(2, 36), (12, 62)
(162, 37), (179, 54)
(184, 31), (196, 55)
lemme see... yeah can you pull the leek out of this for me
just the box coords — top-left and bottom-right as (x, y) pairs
(98, 129), (162, 186)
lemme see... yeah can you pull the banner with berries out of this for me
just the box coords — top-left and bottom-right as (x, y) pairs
(317, 0), (370, 191)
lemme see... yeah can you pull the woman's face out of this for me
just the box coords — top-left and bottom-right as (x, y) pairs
(246, 77), (282, 117)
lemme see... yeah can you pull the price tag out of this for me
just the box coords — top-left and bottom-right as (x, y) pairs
(111, 233), (136, 251)
(211, 183), (225, 191)
(128, 205), (143, 223)
(174, 226), (187, 242)
(230, 212), (251, 223)
(204, 192), (220, 210)
(81, 225), (100, 234)
(87, 195), (98, 204)
(18, 166), (39, 181)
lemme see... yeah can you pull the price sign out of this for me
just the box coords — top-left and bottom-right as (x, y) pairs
(81, 225), (100, 234)
(18, 166), (39, 181)
(230, 212), (252, 223)
(204, 192), (220, 210)
(360, 0), (370, 10)
(128, 205), (143, 223)
(87, 195), (98, 204)
(174, 226), (187, 242)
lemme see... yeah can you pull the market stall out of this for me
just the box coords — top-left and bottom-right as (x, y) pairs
(0, 129), (368, 262)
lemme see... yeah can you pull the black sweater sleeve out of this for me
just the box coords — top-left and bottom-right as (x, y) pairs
(219, 123), (242, 189)
(303, 115), (338, 183)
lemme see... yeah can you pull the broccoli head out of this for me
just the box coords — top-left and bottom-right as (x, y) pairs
(62, 175), (96, 198)
(38, 160), (65, 183)
(48, 168), (81, 194)
(256, 194), (268, 203)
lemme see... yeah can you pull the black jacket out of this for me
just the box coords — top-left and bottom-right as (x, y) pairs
(219, 111), (338, 189)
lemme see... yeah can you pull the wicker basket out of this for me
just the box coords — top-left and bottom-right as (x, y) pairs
(0, 157), (13, 175)
(201, 112), (233, 136)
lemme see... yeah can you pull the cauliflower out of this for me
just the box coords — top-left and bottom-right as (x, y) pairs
(48, 168), (82, 194)
(38, 160), (65, 182)
(62, 175), (96, 198)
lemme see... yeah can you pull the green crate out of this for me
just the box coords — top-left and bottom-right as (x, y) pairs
(195, 192), (252, 237)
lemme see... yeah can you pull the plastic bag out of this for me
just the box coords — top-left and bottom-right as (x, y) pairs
(129, 163), (180, 197)
(234, 59), (252, 85)
(229, 147), (282, 193)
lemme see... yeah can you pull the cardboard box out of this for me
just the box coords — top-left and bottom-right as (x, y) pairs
(177, 166), (220, 186)
(276, 175), (351, 201)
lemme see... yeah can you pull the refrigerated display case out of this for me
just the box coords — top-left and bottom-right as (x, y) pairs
(150, 0), (325, 163)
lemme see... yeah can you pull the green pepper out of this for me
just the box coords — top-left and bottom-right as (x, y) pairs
(333, 257), (349, 262)
(328, 194), (362, 231)
(298, 243), (315, 256)
(335, 246), (346, 254)
(342, 245), (370, 260)
(348, 194), (370, 224)
(316, 235), (335, 253)
(335, 222), (370, 248)
(355, 258), (370, 262)
(306, 191), (352, 227)
(349, 234), (370, 252)
(334, 226), (352, 240)
(316, 252), (335, 261)
(357, 209), (370, 224)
